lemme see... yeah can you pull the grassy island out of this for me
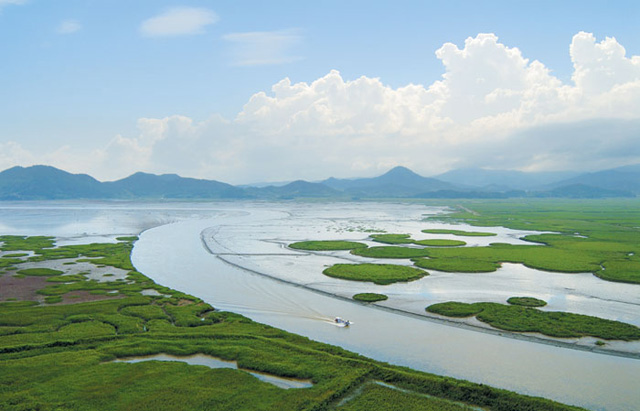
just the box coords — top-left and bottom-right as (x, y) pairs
(426, 301), (640, 340)
(0, 235), (586, 410)
(412, 239), (466, 247)
(352, 246), (432, 259)
(370, 234), (414, 244)
(507, 297), (547, 307)
(352, 293), (388, 303)
(289, 241), (367, 251)
(323, 263), (427, 285)
(421, 229), (496, 237)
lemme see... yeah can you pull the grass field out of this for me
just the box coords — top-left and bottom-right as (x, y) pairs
(0, 235), (584, 410)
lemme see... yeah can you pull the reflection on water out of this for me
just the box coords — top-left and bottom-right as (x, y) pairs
(112, 354), (313, 389)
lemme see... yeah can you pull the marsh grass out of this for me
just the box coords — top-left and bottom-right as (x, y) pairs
(351, 247), (432, 259)
(427, 301), (640, 340)
(289, 241), (367, 251)
(421, 229), (496, 237)
(323, 263), (427, 285)
(352, 293), (388, 303)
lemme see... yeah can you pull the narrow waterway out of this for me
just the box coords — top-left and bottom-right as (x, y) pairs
(133, 214), (640, 411)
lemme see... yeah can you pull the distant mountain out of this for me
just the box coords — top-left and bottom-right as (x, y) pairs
(535, 183), (635, 198)
(323, 166), (454, 198)
(104, 172), (246, 199)
(248, 180), (342, 199)
(435, 168), (580, 190)
(0, 164), (636, 201)
(0, 165), (109, 200)
(550, 165), (640, 194)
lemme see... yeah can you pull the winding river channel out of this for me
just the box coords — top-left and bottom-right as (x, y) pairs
(1, 201), (639, 410)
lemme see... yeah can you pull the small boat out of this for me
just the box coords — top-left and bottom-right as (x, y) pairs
(334, 317), (351, 327)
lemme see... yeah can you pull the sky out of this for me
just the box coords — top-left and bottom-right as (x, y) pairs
(1, 1), (640, 184)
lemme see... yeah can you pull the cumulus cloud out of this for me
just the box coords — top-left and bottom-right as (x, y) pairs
(3, 32), (640, 183)
(223, 29), (303, 66)
(56, 19), (82, 34)
(140, 7), (218, 38)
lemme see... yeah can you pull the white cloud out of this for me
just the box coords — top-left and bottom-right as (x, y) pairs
(56, 19), (82, 34)
(3, 32), (640, 183)
(140, 7), (218, 38)
(0, 0), (26, 11)
(223, 29), (302, 66)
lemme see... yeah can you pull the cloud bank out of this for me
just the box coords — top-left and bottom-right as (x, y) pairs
(5, 32), (640, 183)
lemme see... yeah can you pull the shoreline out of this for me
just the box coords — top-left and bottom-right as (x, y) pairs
(199, 231), (640, 361)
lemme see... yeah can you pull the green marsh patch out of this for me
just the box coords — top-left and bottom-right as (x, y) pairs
(352, 246), (432, 259)
(507, 297), (547, 307)
(421, 229), (496, 237)
(370, 234), (414, 244)
(324, 263), (427, 285)
(427, 301), (640, 340)
(412, 257), (500, 273)
(289, 241), (367, 251)
(352, 293), (388, 303)
(16, 268), (64, 277)
(412, 239), (466, 247)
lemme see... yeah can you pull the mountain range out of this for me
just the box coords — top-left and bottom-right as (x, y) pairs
(0, 164), (637, 200)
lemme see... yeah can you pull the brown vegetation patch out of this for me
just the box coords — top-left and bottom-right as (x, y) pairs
(0, 274), (48, 302)
(57, 291), (126, 305)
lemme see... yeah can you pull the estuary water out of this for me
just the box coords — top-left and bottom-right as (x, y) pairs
(1, 201), (639, 410)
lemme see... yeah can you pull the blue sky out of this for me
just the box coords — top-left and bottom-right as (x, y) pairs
(1, 1), (640, 183)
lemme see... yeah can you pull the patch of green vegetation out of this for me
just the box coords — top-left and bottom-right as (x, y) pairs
(324, 263), (427, 285)
(412, 239), (466, 247)
(0, 235), (55, 251)
(116, 236), (139, 242)
(427, 302), (640, 340)
(289, 241), (368, 251)
(595, 340), (606, 346)
(507, 297), (547, 307)
(425, 302), (483, 318)
(0, 257), (22, 270)
(412, 257), (500, 273)
(3, 253), (29, 258)
(421, 229), (496, 237)
(16, 268), (64, 277)
(351, 246), (432, 259)
(352, 293), (388, 303)
(339, 383), (475, 411)
(370, 234), (414, 244)
(0, 235), (584, 411)
(44, 296), (63, 304)
(423, 200), (640, 284)
(596, 259), (640, 284)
